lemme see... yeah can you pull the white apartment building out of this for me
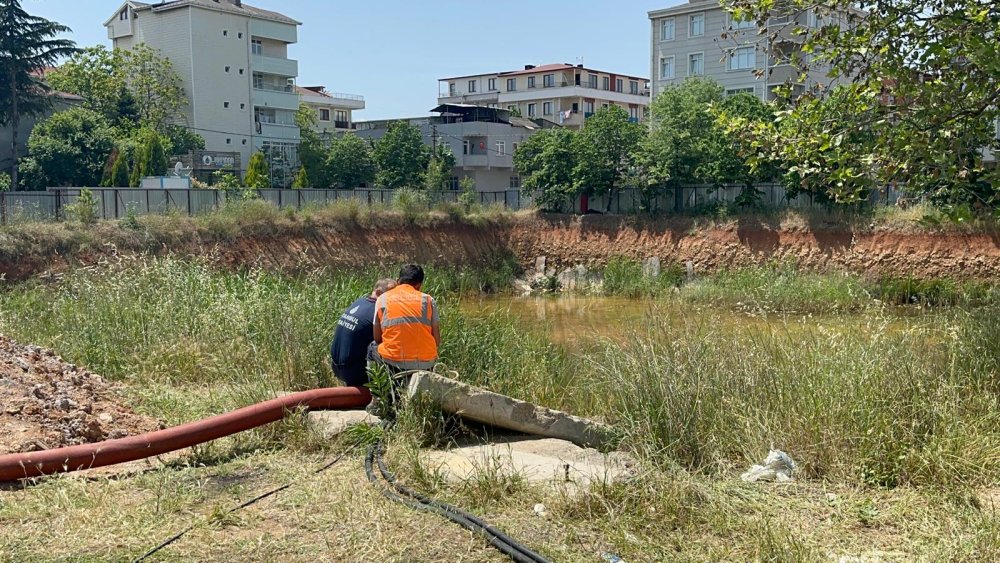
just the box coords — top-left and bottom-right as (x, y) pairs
(438, 63), (650, 129)
(648, 0), (840, 100)
(105, 0), (302, 185)
(296, 86), (365, 135)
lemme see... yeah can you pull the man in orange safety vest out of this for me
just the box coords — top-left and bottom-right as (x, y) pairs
(368, 264), (440, 374)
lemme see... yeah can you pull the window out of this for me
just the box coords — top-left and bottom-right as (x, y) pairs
(730, 15), (755, 30)
(253, 73), (263, 89)
(689, 13), (704, 37)
(543, 74), (555, 87)
(512, 142), (519, 153)
(603, 103), (610, 109)
(319, 108), (331, 121)
(527, 103), (536, 117)
(616, 78), (623, 93)
(660, 56), (675, 79)
(225, 66), (231, 73)
(689, 53), (704, 76)
(240, 103), (246, 111)
(571, 102), (579, 113)
(488, 78), (497, 91)
(468, 80), (477, 93)
(507, 78), (517, 91)
(660, 18), (674, 41)
(448, 177), (460, 190)
(336, 110), (348, 123)
(119, 8), (128, 21)
(223, 101), (230, 109)
(509, 176), (521, 189)
(726, 87), (756, 96)
(527, 76), (536, 88)
(629, 106), (639, 120)
(223, 30), (229, 37)
(226, 138), (232, 145)
(728, 47), (756, 70)
(630, 80), (639, 94)
(239, 68), (245, 75)
(238, 32), (243, 39)
(602, 76), (610, 91)
(588, 74), (598, 88)
(584, 100), (595, 114)
(462, 140), (470, 155)
(242, 139), (247, 145)
(543, 102), (553, 115)
(496, 141), (506, 156)
(449, 83), (456, 96)
(251, 39), (263, 55)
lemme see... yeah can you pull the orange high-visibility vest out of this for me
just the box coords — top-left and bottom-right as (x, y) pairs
(375, 284), (438, 368)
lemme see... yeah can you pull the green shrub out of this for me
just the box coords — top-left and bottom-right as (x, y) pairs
(66, 188), (99, 225)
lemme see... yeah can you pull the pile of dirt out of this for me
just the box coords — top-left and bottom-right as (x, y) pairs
(0, 336), (161, 455)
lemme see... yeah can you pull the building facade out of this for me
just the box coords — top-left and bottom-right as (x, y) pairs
(355, 106), (545, 191)
(105, 0), (302, 185)
(648, 0), (840, 100)
(438, 63), (650, 129)
(296, 86), (365, 135)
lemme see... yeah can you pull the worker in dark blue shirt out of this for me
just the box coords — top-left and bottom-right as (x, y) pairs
(330, 279), (396, 387)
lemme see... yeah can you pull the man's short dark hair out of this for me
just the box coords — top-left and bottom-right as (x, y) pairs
(398, 264), (425, 285)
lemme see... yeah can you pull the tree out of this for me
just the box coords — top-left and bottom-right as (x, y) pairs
(46, 46), (125, 125)
(109, 151), (130, 188)
(129, 128), (169, 186)
(373, 121), (429, 189)
(295, 103), (328, 187)
(0, 0), (77, 187)
(292, 166), (309, 189)
(164, 125), (204, 155)
(725, 0), (1000, 207)
(711, 93), (782, 204)
(514, 128), (578, 212)
(573, 106), (645, 212)
(118, 44), (187, 133)
(18, 107), (115, 189)
(327, 133), (375, 188)
(424, 143), (456, 191)
(244, 151), (270, 189)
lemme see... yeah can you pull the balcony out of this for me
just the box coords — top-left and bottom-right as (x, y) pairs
(251, 54), (298, 78)
(327, 92), (366, 110)
(437, 91), (500, 105)
(250, 20), (297, 43)
(259, 122), (300, 141)
(253, 89), (300, 111)
(334, 121), (353, 130)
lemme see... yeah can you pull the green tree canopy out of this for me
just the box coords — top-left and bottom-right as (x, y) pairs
(0, 0), (77, 187)
(129, 128), (170, 186)
(573, 106), (646, 211)
(244, 151), (270, 189)
(513, 128), (578, 212)
(373, 121), (429, 189)
(327, 133), (375, 188)
(294, 103), (328, 187)
(725, 0), (1000, 207)
(18, 106), (115, 189)
(424, 143), (456, 191)
(109, 151), (130, 188)
(291, 166), (309, 189)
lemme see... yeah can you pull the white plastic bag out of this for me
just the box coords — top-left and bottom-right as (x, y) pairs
(741, 450), (797, 482)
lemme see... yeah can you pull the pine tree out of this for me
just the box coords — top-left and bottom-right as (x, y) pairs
(243, 151), (270, 189)
(110, 152), (130, 188)
(291, 166), (309, 189)
(146, 132), (168, 176)
(0, 0), (77, 187)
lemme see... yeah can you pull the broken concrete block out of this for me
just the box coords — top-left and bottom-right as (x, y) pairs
(643, 257), (661, 278)
(406, 373), (616, 450)
(535, 256), (547, 276)
(308, 410), (381, 439)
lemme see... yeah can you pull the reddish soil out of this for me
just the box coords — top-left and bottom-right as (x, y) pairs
(2, 214), (999, 281)
(0, 337), (160, 455)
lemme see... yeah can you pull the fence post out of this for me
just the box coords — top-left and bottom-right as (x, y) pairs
(114, 189), (120, 220)
(298, 190), (302, 210)
(0, 191), (5, 226)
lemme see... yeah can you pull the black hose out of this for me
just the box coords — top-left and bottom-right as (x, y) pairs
(365, 442), (551, 563)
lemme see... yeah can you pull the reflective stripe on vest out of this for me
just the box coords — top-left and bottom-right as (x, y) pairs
(376, 286), (437, 364)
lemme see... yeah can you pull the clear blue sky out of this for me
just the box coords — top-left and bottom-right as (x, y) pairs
(23, 0), (671, 120)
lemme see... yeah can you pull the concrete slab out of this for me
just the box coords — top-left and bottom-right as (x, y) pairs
(406, 373), (616, 450)
(422, 435), (635, 488)
(308, 410), (380, 439)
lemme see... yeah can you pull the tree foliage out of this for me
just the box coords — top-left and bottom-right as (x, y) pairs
(18, 107), (115, 189)
(514, 128), (578, 212)
(244, 151), (270, 189)
(109, 151), (130, 188)
(0, 0), (77, 186)
(725, 0), (1000, 207)
(327, 133), (375, 189)
(373, 121), (429, 189)
(424, 143), (456, 191)
(295, 103), (327, 187)
(129, 128), (169, 186)
(291, 166), (309, 189)
(573, 105), (645, 211)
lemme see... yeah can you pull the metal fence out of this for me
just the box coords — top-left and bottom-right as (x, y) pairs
(0, 183), (904, 225)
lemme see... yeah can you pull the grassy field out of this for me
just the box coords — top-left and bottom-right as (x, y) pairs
(0, 258), (999, 561)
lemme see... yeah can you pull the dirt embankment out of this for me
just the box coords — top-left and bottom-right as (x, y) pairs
(2, 214), (999, 281)
(0, 337), (160, 454)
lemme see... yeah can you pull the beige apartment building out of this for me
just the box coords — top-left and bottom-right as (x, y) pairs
(438, 63), (650, 129)
(648, 0), (841, 100)
(296, 86), (365, 135)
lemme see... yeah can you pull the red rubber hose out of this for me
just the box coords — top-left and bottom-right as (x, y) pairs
(0, 386), (372, 482)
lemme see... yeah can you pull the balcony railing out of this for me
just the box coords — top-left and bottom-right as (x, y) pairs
(254, 83), (294, 93)
(327, 92), (364, 102)
(334, 120), (351, 129)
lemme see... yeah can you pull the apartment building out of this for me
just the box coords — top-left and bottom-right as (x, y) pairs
(438, 63), (650, 129)
(296, 86), (365, 135)
(356, 105), (548, 191)
(648, 0), (840, 100)
(104, 0), (302, 185)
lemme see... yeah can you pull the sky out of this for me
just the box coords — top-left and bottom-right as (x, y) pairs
(22, 0), (673, 120)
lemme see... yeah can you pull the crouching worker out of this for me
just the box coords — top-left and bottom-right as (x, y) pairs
(369, 264), (440, 376)
(330, 279), (397, 387)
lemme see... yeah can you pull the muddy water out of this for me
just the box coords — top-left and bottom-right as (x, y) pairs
(459, 296), (944, 347)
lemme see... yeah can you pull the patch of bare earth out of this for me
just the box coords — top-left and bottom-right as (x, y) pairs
(0, 336), (160, 454)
